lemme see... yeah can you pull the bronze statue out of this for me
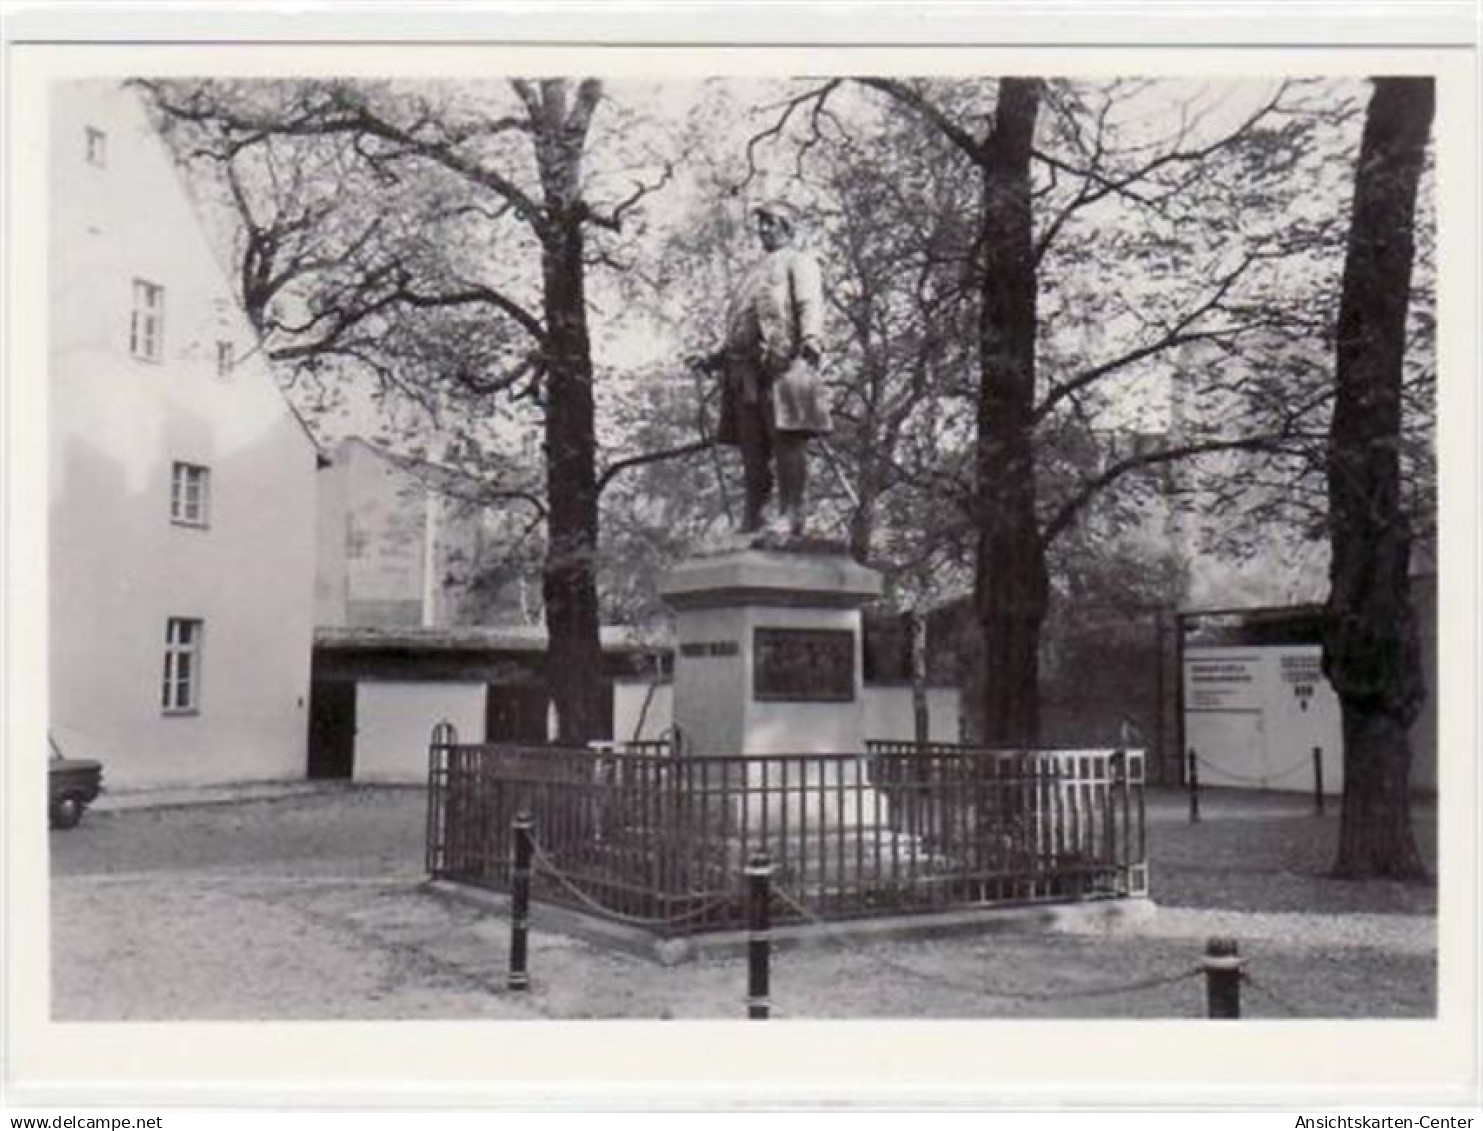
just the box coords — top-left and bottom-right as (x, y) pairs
(694, 199), (832, 537)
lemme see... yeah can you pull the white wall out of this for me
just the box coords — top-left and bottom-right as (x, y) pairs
(341, 440), (427, 627)
(613, 680), (673, 744)
(355, 681), (486, 782)
(863, 686), (962, 744)
(313, 454), (349, 627)
(49, 83), (318, 788)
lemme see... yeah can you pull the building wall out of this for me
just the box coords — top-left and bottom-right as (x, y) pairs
(339, 439), (429, 628)
(313, 450), (349, 627)
(613, 680), (672, 744)
(354, 680), (487, 782)
(863, 687), (962, 744)
(317, 438), (522, 629)
(49, 82), (318, 787)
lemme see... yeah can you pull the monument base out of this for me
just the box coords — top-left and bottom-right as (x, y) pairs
(658, 543), (927, 860)
(658, 544), (883, 759)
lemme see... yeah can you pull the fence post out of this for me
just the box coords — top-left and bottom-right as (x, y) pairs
(1187, 748), (1201, 824)
(745, 852), (773, 1020)
(507, 811), (534, 992)
(1203, 937), (1243, 1018)
(427, 721), (460, 878)
(1312, 746), (1325, 816)
(427, 722), (454, 878)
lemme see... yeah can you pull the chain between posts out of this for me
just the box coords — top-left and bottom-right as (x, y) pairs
(1186, 747), (1332, 821)
(769, 884), (1202, 1006)
(1193, 751), (1313, 785)
(1240, 970), (1305, 1016)
(497, 822), (1307, 1020)
(526, 836), (737, 927)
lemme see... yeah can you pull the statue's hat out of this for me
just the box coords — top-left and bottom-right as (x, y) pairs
(753, 198), (802, 227)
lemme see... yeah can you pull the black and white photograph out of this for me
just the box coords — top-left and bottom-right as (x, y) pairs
(4, 4), (1478, 1113)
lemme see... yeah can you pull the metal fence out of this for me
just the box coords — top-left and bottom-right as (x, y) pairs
(427, 735), (1146, 937)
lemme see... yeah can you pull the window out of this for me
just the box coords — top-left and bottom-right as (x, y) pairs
(130, 279), (164, 361)
(162, 618), (203, 713)
(215, 340), (234, 379)
(85, 126), (107, 167)
(170, 462), (211, 527)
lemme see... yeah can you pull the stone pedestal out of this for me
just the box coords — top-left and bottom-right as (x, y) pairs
(657, 546), (882, 758)
(657, 546), (940, 883)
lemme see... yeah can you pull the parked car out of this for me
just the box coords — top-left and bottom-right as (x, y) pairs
(49, 748), (103, 828)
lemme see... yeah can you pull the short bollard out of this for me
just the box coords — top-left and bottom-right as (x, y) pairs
(1312, 746), (1325, 817)
(507, 812), (534, 992)
(1187, 748), (1201, 824)
(745, 853), (774, 1020)
(1203, 937), (1243, 1019)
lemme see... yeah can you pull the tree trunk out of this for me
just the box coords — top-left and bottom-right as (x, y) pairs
(1335, 710), (1425, 877)
(909, 608), (930, 746)
(540, 215), (605, 744)
(1324, 77), (1433, 879)
(970, 78), (1047, 747)
(531, 84), (606, 746)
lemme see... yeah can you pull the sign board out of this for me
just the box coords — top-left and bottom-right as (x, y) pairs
(1278, 652), (1324, 713)
(1182, 644), (1343, 794)
(679, 640), (740, 658)
(1185, 653), (1263, 712)
(754, 628), (855, 702)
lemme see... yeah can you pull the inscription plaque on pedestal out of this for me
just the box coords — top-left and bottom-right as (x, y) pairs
(753, 628), (855, 702)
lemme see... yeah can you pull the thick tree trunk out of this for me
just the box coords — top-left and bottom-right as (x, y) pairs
(540, 217), (605, 744)
(1324, 77), (1433, 879)
(1334, 710), (1425, 877)
(970, 78), (1047, 747)
(531, 84), (606, 746)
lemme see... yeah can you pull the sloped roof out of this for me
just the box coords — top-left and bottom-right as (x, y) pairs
(314, 624), (673, 653)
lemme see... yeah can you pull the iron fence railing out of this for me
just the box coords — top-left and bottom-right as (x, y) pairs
(427, 738), (1146, 937)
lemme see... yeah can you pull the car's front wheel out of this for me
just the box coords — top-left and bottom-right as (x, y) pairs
(50, 795), (85, 829)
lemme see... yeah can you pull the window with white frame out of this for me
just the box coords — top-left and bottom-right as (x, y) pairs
(130, 279), (164, 361)
(161, 618), (203, 713)
(216, 340), (234, 379)
(170, 462), (211, 527)
(85, 126), (107, 167)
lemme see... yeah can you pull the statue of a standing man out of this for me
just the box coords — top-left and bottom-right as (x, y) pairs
(696, 199), (832, 537)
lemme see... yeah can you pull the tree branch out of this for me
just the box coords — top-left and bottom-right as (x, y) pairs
(581, 158), (678, 232)
(1031, 80), (1293, 260)
(1032, 255), (1263, 425)
(597, 439), (714, 497)
(396, 280), (547, 343)
(144, 80), (550, 234)
(1039, 434), (1282, 548)
(744, 80), (843, 179)
(855, 77), (990, 160)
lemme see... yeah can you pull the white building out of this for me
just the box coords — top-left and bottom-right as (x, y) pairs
(315, 437), (536, 630)
(49, 82), (319, 788)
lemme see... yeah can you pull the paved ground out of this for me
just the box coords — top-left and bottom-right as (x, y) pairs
(49, 783), (1438, 1020)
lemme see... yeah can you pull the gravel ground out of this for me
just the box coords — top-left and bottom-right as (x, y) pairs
(49, 784), (1439, 1021)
